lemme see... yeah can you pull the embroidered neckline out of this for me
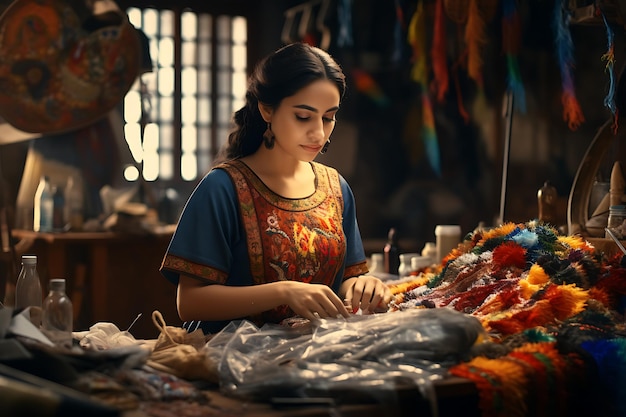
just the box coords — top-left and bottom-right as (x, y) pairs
(226, 159), (329, 211)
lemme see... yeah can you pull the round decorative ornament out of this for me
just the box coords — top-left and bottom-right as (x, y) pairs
(0, 0), (141, 134)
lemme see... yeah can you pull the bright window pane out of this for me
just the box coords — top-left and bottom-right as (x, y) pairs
(232, 45), (246, 70)
(123, 9), (246, 183)
(232, 16), (246, 43)
(198, 15), (212, 40)
(124, 91), (141, 123)
(182, 126), (197, 152)
(143, 9), (159, 36)
(159, 96), (174, 122)
(181, 153), (197, 181)
(158, 67), (174, 96)
(182, 41), (197, 66)
(144, 124), (159, 152)
(158, 153), (172, 180)
(160, 10), (174, 37)
(145, 151), (160, 181)
(181, 97), (197, 124)
(158, 38), (174, 67)
(159, 123), (173, 150)
(181, 68), (197, 95)
(181, 12), (198, 40)
(198, 98), (210, 124)
(124, 123), (142, 163)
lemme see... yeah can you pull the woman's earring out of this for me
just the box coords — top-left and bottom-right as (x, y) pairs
(263, 123), (275, 149)
(320, 139), (331, 154)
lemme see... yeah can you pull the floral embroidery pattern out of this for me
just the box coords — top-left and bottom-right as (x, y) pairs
(220, 160), (349, 322)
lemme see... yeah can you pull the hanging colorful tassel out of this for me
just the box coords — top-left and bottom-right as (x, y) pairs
(553, 0), (585, 130)
(337, 0), (353, 47)
(392, 0), (406, 63)
(502, 0), (526, 112)
(464, 0), (487, 87)
(351, 68), (390, 107)
(431, 0), (449, 102)
(408, 1), (441, 176)
(600, 9), (618, 132)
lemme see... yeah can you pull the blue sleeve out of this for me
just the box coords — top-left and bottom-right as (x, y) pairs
(161, 168), (241, 284)
(340, 175), (367, 269)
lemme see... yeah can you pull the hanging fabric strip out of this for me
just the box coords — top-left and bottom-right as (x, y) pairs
(337, 0), (353, 47)
(502, 0), (527, 113)
(464, 0), (487, 88)
(392, 0), (406, 63)
(408, 1), (441, 176)
(599, 8), (618, 133)
(431, 0), (450, 103)
(553, 0), (585, 131)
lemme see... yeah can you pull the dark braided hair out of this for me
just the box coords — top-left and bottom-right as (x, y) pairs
(220, 43), (346, 161)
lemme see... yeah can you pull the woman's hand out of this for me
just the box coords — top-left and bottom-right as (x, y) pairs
(341, 275), (391, 314)
(281, 281), (350, 322)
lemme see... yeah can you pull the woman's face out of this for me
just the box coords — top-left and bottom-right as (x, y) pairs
(267, 79), (340, 162)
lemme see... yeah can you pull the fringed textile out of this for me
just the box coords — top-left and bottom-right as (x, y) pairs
(449, 342), (581, 417)
(431, 0), (449, 102)
(553, 0), (585, 130)
(389, 222), (604, 336)
(464, 0), (487, 87)
(408, 1), (441, 176)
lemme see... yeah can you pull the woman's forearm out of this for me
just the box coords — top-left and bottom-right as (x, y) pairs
(177, 276), (290, 321)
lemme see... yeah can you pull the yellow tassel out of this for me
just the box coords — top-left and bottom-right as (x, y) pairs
(407, 1), (427, 84)
(464, 0), (487, 87)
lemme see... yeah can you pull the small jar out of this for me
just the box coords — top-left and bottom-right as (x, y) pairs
(606, 205), (626, 239)
(369, 253), (385, 273)
(421, 242), (436, 263)
(398, 253), (419, 277)
(411, 256), (432, 274)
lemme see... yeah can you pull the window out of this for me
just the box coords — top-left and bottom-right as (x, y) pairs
(123, 7), (247, 185)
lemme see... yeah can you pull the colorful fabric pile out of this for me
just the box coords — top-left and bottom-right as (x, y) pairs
(387, 221), (626, 417)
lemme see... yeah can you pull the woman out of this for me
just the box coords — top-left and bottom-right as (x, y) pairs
(161, 43), (390, 334)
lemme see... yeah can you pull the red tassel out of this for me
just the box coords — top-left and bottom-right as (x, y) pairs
(561, 91), (585, 131)
(464, 0), (486, 87)
(431, 0), (449, 102)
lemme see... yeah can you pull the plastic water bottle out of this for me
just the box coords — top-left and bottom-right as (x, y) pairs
(42, 279), (73, 347)
(15, 255), (43, 326)
(34, 176), (54, 232)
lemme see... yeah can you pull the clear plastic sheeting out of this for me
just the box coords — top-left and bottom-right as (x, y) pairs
(205, 308), (486, 415)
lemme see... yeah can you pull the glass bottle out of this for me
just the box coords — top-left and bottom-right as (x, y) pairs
(421, 242), (437, 264)
(15, 255), (43, 326)
(383, 227), (400, 275)
(42, 279), (73, 347)
(398, 253), (419, 278)
(33, 175), (54, 232)
(537, 181), (557, 224)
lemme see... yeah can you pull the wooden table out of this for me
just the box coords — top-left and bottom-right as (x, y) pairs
(10, 229), (181, 339)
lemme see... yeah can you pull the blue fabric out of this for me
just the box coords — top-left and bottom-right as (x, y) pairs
(160, 163), (367, 333)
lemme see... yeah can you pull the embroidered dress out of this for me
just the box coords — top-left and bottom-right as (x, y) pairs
(161, 159), (368, 333)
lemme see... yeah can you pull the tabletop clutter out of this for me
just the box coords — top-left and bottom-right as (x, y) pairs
(2, 221), (626, 417)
